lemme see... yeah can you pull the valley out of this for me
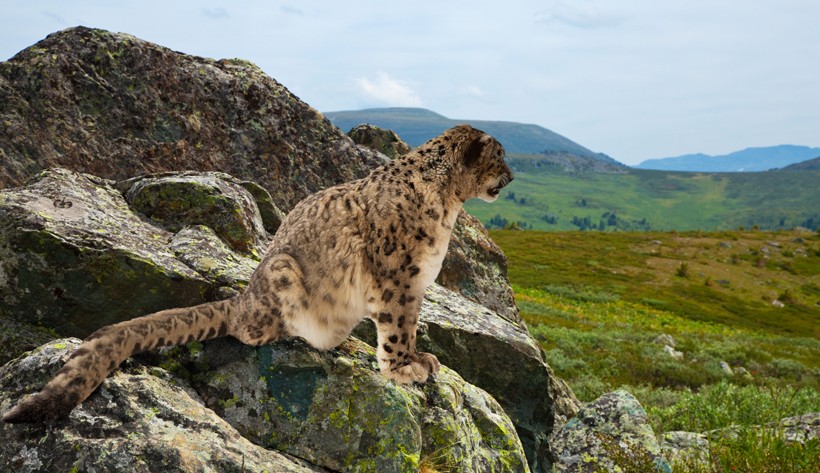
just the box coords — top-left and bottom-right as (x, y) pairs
(465, 155), (820, 232)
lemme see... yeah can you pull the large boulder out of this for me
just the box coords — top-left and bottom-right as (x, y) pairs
(0, 168), (276, 340)
(0, 27), (385, 210)
(145, 337), (530, 473)
(0, 339), (327, 472)
(118, 171), (271, 255)
(347, 124), (411, 160)
(550, 390), (672, 473)
(0, 168), (216, 339)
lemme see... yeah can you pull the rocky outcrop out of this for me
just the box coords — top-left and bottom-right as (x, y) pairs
(438, 211), (522, 326)
(0, 27), (578, 472)
(144, 337), (529, 473)
(0, 167), (564, 471)
(347, 124), (411, 160)
(0, 27), (385, 210)
(550, 390), (671, 473)
(0, 168), (216, 339)
(0, 339), (328, 472)
(0, 337), (530, 472)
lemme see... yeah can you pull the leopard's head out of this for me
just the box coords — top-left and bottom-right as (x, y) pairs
(448, 125), (513, 203)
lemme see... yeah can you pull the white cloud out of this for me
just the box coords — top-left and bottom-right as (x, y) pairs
(201, 7), (229, 20)
(535, 1), (622, 29)
(356, 72), (422, 107)
(460, 85), (484, 97)
(280, 5), (304, 16)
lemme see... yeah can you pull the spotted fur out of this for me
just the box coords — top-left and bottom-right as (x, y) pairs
(2, 125), (512, 423)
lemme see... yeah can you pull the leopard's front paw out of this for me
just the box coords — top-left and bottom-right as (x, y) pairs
(381, 352), (440, 384)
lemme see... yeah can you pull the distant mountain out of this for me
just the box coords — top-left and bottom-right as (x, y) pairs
(636, 145), (820, 172)
(778, 156), (820, 171)
(324, 107), (620, 164)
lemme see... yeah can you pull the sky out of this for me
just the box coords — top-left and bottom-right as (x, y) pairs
(1, 1), (818, 165)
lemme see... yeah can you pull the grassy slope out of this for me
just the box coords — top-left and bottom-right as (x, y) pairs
(464, 164), (820, 232)
(492, 229), (819, 336)
(490, 229), (819, 443)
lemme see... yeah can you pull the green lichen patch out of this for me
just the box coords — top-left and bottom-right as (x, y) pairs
(169, 225), (256, 291)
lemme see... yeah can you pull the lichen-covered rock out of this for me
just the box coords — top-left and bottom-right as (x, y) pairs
(237, 180), (287, 234)
(418, 284), (556, 472)
(0, 168), (213, 339)
(0, 27), (385, 210)
(356, 283), (564, 471)
(0, 166), (550, 472)
(169, 225), (258, 295)
(548, 374), (582, 430)
(660, 431), (709, 468)
(119, 171), (268, 255)
(438, 211), (523, 326)
(776, 412), (820, 444)
(550, 390), (671, 473)
(347, 124), (412, 159)
(0, 339), (327, 472)
(0, 317), (56, 367)
(155, 336), (530, 473)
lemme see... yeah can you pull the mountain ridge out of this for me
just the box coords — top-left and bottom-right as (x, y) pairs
(636, 145), (820, 172)
(324, 107), (620, 164)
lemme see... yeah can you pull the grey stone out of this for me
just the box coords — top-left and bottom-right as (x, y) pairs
(653, 333), (676, 347)
(663, 345), (684, 360)
(347, 124), (411, 160)
(0, 168), (212, 341)
(551, 389), (671, 473)
(0, 339), (326, 473)
(157, 336), (530, 473)
(661, 431), (709, 467)
(119, 171), (269, 256)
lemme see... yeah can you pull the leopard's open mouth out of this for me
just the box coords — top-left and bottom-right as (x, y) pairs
(487, 174), (513, 197)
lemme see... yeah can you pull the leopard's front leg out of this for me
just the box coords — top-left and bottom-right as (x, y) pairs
(372, 291), (440, 383)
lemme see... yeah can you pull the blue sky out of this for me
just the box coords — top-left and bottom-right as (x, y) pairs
(2, 1), (818, 165)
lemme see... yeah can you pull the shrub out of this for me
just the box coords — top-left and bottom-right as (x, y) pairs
(648, 380), (820, 433)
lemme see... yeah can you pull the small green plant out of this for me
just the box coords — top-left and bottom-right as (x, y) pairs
(596, 433), (666, 473)
(778, 289), (798, 305)
(676, 262), (690, 278)
(673, 429), (820, 473)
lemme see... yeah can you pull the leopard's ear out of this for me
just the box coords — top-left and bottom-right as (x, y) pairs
(463, 136), (486, 168)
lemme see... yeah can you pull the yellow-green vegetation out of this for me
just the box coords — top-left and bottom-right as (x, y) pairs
(492, 229), (819, 471)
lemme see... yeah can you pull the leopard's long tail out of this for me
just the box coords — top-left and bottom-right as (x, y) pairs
(2, 298), (240, 423)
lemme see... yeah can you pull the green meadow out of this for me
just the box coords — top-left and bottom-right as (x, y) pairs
(490, 229), (820, 472)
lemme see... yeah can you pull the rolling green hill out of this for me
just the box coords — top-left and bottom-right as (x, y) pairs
(465, 156), (820, 232)
(323, 107), (618, 163)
